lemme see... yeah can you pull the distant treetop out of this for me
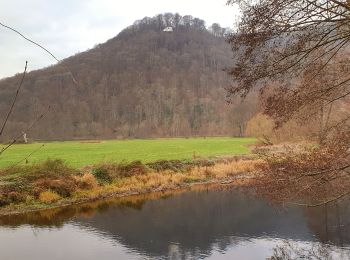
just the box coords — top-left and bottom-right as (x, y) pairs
(118, 13), (231, 39)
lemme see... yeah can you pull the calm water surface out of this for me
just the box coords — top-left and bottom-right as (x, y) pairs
(0, 187), (350, 259)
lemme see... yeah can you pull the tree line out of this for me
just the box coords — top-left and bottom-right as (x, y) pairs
(0, 13), (255, 141)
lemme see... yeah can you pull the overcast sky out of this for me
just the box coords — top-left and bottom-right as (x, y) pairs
(0, 0), (239, 79)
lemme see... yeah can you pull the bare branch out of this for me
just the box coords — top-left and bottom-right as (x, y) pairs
(0, 22), (59, 62)
(0, 106), (51, 156)
(0, 61), (27, 136)
(10, 144), (45, 167)
(0, 21), (79, 85)
(291, 191), (350, 207)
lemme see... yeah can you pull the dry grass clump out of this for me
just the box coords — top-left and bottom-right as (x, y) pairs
(75, 173), (98, 190)
(110, 159), (264, 192)
(190, 159), (266, 179)
(39, 190), (61, 203)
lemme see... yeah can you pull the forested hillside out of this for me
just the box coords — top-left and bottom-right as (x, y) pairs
(0, 13), (256, 141)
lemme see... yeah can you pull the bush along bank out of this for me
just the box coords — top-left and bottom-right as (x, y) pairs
(0, 157), (265, 215)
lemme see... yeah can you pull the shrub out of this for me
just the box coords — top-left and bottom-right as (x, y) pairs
(41, 159), (66, 172)
(193, 159), (215, 168)
(92, 161), (148, 182)
(48, 179), (76, 197)
(147, 159), (215, 172)
(25, 195), (35, 204)
(0, 183), (19, 194)
(7, 192), (24, 203)
(35, 178), (77, 197)
(147, 160), (192, 172)
(23, 159), (79, 181)
(0, 159), (82, 207)
(39, 190), (61, 203)
(76, 173), (98, 190)
(0, 195), (10, 207)
(118, 161), (147, 177)
(32, 187), (45, 199)
(92, 168), (112, 184)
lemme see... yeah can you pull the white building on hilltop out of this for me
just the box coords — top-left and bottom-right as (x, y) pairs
(163, 27), (173, 32)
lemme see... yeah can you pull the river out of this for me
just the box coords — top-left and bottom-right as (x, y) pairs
(0, 186), (349, 259)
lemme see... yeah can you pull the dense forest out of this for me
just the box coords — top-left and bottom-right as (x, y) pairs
(0, 13), (257, 141)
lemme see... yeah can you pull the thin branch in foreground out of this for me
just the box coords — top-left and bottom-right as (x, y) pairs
(0, 61), (27, 136)
(290, 191), (350, 208)
(0, 106), (51, 156)
(0, 22), (59, 62)
(11, 144), (45, 167)
(0, 21), (79, 85)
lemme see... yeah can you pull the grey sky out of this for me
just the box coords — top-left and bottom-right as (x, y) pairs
(0, 0), (239, 79)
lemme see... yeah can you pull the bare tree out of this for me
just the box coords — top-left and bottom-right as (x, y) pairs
(226, 1), (350, 204)
(226, 0), (350, 131)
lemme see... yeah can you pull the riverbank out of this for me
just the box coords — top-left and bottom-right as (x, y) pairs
(0, 157), (265, 216)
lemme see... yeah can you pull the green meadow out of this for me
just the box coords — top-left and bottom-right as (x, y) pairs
(0, 137), (256, 168)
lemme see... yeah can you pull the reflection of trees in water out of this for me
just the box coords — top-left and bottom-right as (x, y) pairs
(0, 193), (156, 227)
(74, 190), (312, 258)
(268, 240), (350, 260)
(1, 189), (350, 259)
(304, 201), (350, 247)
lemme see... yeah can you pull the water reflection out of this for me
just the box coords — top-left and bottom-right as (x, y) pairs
(0, 186), (350, 259)
(268, 240), (350, 260)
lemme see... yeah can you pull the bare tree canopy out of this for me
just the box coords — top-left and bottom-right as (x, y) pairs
(227, 0), (350, 127)
(226, 1), (350, 205)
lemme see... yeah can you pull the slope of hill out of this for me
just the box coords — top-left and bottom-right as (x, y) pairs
(0, 13), (256, 140)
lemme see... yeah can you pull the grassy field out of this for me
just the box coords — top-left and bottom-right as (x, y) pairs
(0, 137), (256, 168)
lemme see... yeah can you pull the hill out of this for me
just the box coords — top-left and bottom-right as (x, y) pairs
(0, 13), (256, 141)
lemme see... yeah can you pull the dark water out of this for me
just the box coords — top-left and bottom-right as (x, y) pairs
(0, 186), (350, 259)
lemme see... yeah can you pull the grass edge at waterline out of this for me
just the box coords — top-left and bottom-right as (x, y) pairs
(0, 157), (264, 216)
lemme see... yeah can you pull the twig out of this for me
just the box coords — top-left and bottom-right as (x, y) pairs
(294, 163), (350, 179)
(0, 106), (51, 156)
(11, 144), (45, 167)
(0, 22), (59, 62)
(290, 191), (350, 208)
(0, 21), (78, 85)
(0, 61), (27, 136)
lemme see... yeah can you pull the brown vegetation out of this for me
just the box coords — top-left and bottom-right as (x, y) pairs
(227, 0), (350, 142)
(39, 191), (61, 203)
(251, 138), (350, 206)
(0, 13), (257, 141)
(0, 157), (263, 215)
(227, 0), (350, 204)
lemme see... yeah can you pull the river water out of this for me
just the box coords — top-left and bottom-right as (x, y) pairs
(0, 186), (349, 259)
